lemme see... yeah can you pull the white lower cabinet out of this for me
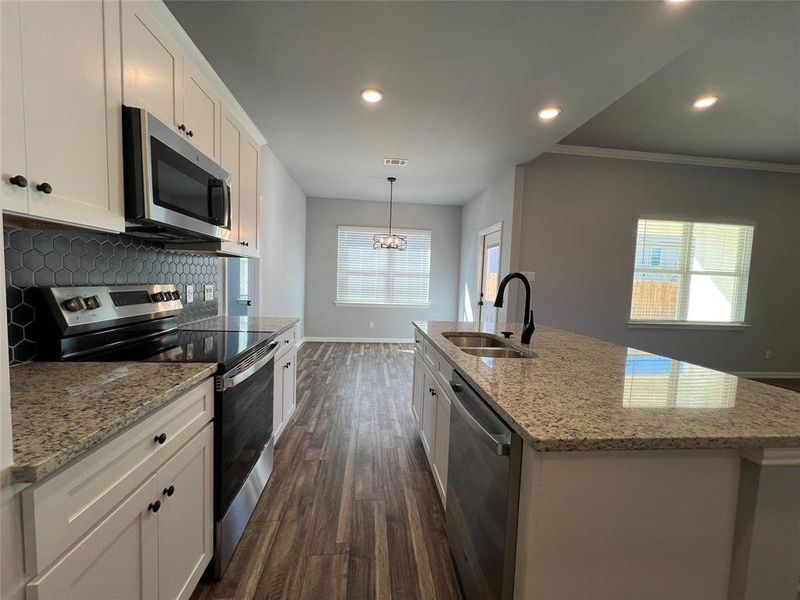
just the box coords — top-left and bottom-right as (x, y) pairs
(273, 326), (298, 444)
(412, 333), (452, 504)
(24, 380), (214, 600)
(27, 473), (160, 600)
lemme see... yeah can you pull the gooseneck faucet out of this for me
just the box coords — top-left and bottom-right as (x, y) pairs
(493, 272), (535, 344)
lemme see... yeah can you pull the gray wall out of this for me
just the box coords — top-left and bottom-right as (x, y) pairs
(518, 152), (800, 373)
(457, 166), (518, 322)
(304, 197), (461, 340)
(259, 146), (307, 339)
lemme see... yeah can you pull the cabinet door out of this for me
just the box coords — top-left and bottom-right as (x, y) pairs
(122, 0), (183, 130)
(220, 109), (242, 244)
(273, 355), (286, 443)
(432, 381), (451, 502)
(27, 474), (159, 600)
(412, 350), (425, 424)
(157, 424), (213, 600)
(238, 132), (261, 250)
(1, 0), (28, 213)
(282, 349), (297, 422)
(19, 0), (124, 232)
(183, 61), (220, 160)
(420, 367), (437, 463)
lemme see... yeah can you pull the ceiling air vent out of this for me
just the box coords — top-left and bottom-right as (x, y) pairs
(383, 157), (408, 167)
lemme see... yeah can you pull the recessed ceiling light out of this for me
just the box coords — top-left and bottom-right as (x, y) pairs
(665, 0), (690, 4)
(361, 88), (383, 103)
(693, 94), (719, 109)
(537, 106), (561, 120)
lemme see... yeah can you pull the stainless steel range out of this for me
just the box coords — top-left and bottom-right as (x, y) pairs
(39, 284), (278, 578)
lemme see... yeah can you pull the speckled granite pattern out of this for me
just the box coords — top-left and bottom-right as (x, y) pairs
(181, 315), (298, 334)
(10, 362), (216, 483)
(414, 321), (800, 452)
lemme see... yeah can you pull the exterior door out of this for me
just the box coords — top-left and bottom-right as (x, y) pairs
(225, 257), (255, 316)
(478, 226), (502, 324)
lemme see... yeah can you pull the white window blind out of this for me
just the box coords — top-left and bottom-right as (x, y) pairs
(337, 226), (431, 306)
(629, 218), (754, 324)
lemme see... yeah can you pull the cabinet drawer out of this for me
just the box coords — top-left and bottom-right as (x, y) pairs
(275, 325), (297, 358)
(22, 378), (214, 573)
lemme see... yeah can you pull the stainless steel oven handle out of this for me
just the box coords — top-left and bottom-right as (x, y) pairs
(449, 382), (511, 456)
(220, 342), (279, 390)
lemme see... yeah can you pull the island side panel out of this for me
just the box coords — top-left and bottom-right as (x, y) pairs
(514, 446), (740, 600)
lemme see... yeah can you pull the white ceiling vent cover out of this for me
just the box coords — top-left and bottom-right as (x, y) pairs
(383, 157), (408, 167)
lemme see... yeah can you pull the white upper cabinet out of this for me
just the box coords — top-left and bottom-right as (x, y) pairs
(238, 131), (261, 251)
(0, 0), (28, 214)
(183, 61), (221, 160)
(220, 108), (242, 243)
(1, 0), (124, 232)
(122, 0), (184, 131)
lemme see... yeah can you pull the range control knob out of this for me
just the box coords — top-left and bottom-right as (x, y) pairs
(63, 296), (85, 312)
(150, 292), (165, 303)
(83, 295), (101, 310)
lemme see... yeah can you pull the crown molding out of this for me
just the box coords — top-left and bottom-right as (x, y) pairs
(547, 144), (800, 174)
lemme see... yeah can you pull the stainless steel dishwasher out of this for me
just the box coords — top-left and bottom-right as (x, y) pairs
(446, 371), (522, 600)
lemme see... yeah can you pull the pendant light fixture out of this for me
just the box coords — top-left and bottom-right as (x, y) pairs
(373, 177), (407, 250)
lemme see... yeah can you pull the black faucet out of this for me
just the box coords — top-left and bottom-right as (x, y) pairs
(493, 272), (535, 344)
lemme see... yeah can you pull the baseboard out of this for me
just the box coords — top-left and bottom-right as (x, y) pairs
(731, 371), (800, 379)
(303, 336), (415, 344)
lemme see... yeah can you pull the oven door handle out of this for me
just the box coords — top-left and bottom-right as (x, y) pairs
(219, 342), (279, 390)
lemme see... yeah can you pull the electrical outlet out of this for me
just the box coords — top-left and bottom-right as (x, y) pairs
(521, 271), (535, 281)
(765, 349), (772, 360)
(369, 321), (375, 329)
(185, 285), (194, 303)
(204, 284), (214, 302)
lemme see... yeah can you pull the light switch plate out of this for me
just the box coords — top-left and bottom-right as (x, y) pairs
(185, 285), (194, 303)
(204, 284), (214, 301)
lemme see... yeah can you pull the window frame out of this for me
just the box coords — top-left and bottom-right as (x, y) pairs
(627, 217), (755, 329)
(335, 225), (432, 307)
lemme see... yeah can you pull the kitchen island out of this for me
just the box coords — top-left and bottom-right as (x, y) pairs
(413, 320), (800, 600)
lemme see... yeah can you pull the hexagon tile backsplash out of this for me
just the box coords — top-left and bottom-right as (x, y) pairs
(4, 226), (220, 364)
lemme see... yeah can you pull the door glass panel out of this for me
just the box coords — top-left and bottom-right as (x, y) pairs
(479, 230), (502, 324)
(226, 258), (254, 316)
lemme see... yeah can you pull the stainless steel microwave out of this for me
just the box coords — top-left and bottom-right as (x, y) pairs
(122, 106), (232, 242)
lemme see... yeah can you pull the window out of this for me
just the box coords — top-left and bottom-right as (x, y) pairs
(337, 226), (431, 306)
(629, 219), (754, 324)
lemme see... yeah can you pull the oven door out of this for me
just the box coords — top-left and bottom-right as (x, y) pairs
(123, 106), (232, 241)
(214, 341), (278, 576)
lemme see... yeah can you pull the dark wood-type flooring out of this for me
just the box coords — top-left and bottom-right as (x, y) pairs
(753, 378), (800, 393)
(191, 342), (461, 600)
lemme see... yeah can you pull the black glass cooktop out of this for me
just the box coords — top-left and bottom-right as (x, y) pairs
(88, 328), (275, 370)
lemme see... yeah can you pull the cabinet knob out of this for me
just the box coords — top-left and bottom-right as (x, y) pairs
(163, 485), (175, 497)
(428, 387), (434, 394)
(9, 175), (28, 188)
(153, 432), (167, 445)
(36, 182), (52, 194)
(178, 123), (186, 132)
(187, 130), (194, 137)
(246, 300), (252, 306)
(148, 500), (161, 513)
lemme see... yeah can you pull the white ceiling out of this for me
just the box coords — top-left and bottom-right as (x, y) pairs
(561, 2), (800, 165)
(166, 1), (756, 205)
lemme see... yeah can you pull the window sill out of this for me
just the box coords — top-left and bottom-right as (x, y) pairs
(627, 320), (750, 331)
(333, 300), (431, 308)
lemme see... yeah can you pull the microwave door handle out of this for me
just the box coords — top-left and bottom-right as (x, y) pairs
(219, 342), (279, 390)
(207, 178), (226, 225)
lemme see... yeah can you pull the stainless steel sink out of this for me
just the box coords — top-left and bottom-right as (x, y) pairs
(461, 347), (533, 359)
(443, 333), (507, 348)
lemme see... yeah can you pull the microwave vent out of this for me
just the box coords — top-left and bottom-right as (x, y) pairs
(383, 157), (408, 167)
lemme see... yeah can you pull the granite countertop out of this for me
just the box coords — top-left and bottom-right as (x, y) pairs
(413, 320), (800, 452)
(181, 315), (299, 334)
(10, 362), (217, 483)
